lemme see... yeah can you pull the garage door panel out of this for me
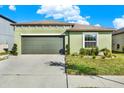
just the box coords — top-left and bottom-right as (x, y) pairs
(21, 36), (64, 54)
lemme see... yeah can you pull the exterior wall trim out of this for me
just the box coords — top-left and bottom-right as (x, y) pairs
(20, 33), (65, 36)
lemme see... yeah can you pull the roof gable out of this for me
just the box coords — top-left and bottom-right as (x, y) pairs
(0, 14), (16, 23)
(113, 28), (124, 35)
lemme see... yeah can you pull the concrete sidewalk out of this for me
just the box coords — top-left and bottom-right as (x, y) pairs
(68, 75), (124, 88)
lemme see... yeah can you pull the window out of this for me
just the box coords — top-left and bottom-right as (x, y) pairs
(117, 44), (120, 50)
(84, 33), (97, 48)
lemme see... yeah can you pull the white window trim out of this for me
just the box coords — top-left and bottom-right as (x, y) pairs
(82, 32), (99, 48)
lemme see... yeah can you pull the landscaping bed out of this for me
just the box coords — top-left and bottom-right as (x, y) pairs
(66, 53), (124, 75)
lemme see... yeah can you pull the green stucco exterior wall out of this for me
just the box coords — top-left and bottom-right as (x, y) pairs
(14, 25), (112, 54)
(69, 32), (83, 53)
(14, 26), (71, 54)
(98, 32), (112, 51)
(68, 31), (112, 54)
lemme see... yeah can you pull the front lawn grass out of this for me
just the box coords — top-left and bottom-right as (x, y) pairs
(66, 53), (124, 75)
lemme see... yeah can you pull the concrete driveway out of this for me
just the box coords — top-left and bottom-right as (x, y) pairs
(0, 55), (67, 88)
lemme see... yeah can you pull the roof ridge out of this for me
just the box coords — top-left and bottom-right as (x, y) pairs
(73, 23), (115, 30)
(12, 20), (74, 26)
(17, 20), (69, 24)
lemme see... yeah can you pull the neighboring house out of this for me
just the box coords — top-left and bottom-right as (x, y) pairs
(0, 15), (16, 51)
(112, 28), (124, 52)
(12, 20), (114, 54)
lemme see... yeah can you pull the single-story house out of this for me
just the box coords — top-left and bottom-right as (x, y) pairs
(0, 15), (16, 51)
(112, 28), (124, 52)
(12, 20), (115, 54)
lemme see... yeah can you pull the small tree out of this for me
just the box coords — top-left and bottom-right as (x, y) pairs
(10, 44), (18, 55)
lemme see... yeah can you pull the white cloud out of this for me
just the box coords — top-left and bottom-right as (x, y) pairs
(113, 15), (124, 29)
(9, 5), (16, 11)
(94, 24), (101, 27)
(36, 5), (90, 25)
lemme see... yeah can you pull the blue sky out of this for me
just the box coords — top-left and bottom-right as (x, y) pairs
(1, 5), (124, 29)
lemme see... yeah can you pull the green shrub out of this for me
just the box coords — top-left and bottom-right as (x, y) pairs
(100, 48), (112, 58)
(3, 48), (9, 54)
(122, 46), (124, 53)
(91, 47), (99, 55)
(80, 55), (84, 58)
(79, 48), (86, 55)
(65, 44), (70, 55)
(107, 52), (112, 58)
(92, 55), (96, 59)
(71, 52), (79, 56)
(10, 44), (18, 56)
(85, 49), (92, 55)
(79, 47), (99, 56)
(101, 56), (106, 59)
(95, 47), (99, 55)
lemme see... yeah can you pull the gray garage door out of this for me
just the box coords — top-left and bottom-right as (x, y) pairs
(21, 36), (64, 54)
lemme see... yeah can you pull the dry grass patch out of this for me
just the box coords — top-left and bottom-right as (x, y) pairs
(66, 53), (124, 75)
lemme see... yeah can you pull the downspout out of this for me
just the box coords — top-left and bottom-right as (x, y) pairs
(68, 31), (70, 54)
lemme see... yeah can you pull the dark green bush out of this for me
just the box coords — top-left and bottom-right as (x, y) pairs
(3, 48), (9, 54)
(85, 49), (92, 55)
(10, 44), (18, 56)
(71, 52), (79, 56)
(100, 48), (112, 58)
(95, 47), (99, 55)
(122, 46), (124, 53)
(80, 55), (84, 58)
(91, 47), (99, 55)
(65, 44), (70, 55)
(92, 55), (96, 59)
(79, 47), (99, 56)
(101, 56), (106, 59)
(79, 48), (86, 55)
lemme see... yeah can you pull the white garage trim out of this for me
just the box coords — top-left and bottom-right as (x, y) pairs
(20, 33), (65, 36)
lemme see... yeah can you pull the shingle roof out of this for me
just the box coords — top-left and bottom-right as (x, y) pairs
(12, 20), (115, 31)
(12, 20), (74, 26)
(0, 14), (16, 23)
(67, 24), (115, 32)
(113, 28), (124, 35)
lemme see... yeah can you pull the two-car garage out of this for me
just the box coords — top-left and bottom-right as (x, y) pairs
(21, 36), (65, 54)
